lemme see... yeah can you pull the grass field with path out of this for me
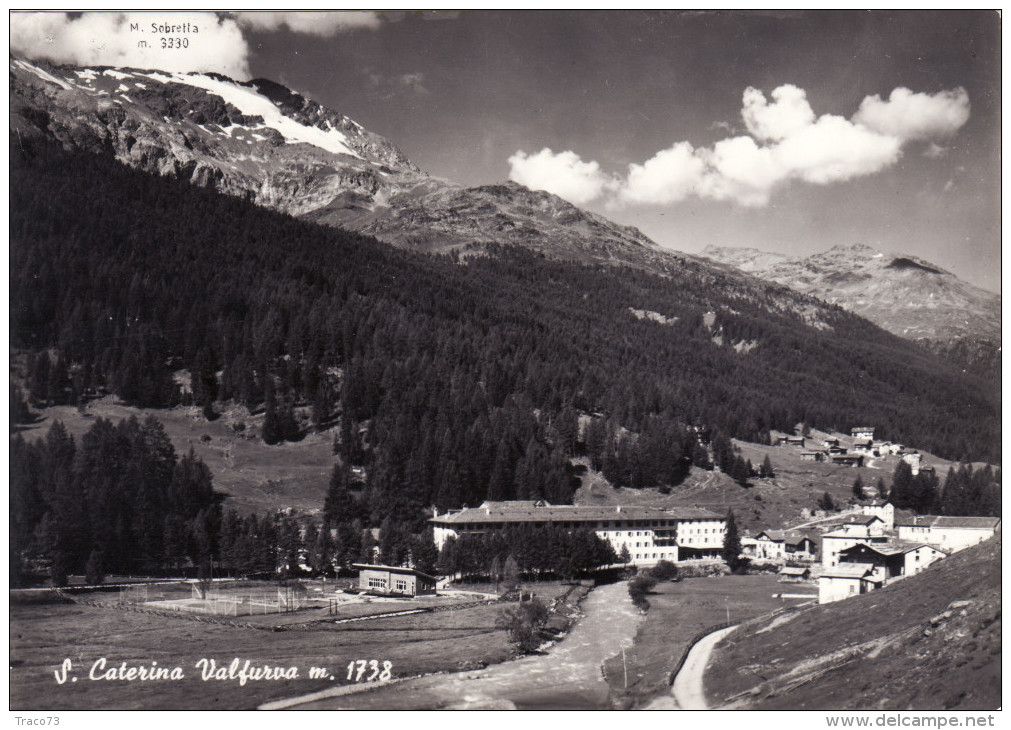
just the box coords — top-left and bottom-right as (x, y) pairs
(602, 573), (816, 708)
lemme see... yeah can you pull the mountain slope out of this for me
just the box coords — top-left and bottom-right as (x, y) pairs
(700, 244), (1001, 351)
(704, 536), (1001, 710)
(9, 57), (659, 266)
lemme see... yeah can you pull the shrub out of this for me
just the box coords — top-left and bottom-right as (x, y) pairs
(676, 561), (730, 579)
(497, 598), (550, 653)
(650, 559), (679, 582)
(628, 573), (658, 610)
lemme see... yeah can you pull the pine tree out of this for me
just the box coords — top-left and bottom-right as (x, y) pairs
(817, 492), (836, 512)
(852, 475), (865, 500)
(722, 510), (742, 572)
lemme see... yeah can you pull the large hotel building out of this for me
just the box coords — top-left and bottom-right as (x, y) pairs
(430, 500), (727, 566)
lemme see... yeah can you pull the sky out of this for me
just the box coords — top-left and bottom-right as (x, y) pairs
(9, 10), (1002, 293)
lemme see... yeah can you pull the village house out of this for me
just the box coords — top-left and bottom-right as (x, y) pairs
(821, 514), (889, 567)
(837, 541), (947, 580)
(831, 454), (864, 467)
(776, 435), (806, 447)
(857, 499), (895, 529)
(818, 563), (883, 603)
(895, 516), (1001, 553)
(822, 437), (841, 448)
(900, 450), (923, 474)
(800, 451), (825, 462)
(827, 445), (848, 455)
(752, 529), (818, 562)
(778, 565), (812, 582)
(429, 500), (726, 566)
(851, 426), (875, 441)
(354, 564), (438, 597)
(819, 540), (946, 604)
(852, 440), (875, 456)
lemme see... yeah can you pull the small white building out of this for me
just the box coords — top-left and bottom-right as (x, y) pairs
(851, 426), (875, 441)
(857, 500), (895, 529)
(900, 451), (923, 474)
(819, 563), (882, 604)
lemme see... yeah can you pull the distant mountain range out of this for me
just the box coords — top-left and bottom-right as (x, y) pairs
(700, 244), (1001, 376)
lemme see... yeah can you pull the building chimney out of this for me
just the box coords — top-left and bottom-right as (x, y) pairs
(616, 506), (621, 513)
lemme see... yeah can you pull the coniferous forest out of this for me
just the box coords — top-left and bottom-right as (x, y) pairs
(9, 134), (1001, 580)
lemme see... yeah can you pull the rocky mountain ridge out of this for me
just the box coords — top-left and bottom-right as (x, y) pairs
(700, 243), (1001, 352)
(9, 57), (660, 265)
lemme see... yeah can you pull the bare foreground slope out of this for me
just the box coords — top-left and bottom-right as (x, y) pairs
(704, 536), (1001, 711)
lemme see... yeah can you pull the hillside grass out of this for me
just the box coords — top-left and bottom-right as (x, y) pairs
(602, 574), (816, 708)
(704, 536), (1001, 711)
(19, 396), (334, 515)
(574, 425), (968, 535)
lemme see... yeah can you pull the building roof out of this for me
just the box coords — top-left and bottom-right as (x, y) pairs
(857, 500), (891, 508)
(895, 515), (1001, 530)
(839, 540), (943, 558)
(843, 514), (884, 526)
(779, 566), (810, 576)
(755, 529), (815, 546)
(821, 564), (874, 579)
(430, 500), (723, 526)
(352, 563), (437, 582)
(851, 426), (875, 432)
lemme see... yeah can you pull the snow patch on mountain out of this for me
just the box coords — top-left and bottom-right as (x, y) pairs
(13, 59), (74, 90)
(132, 71), (363, 159)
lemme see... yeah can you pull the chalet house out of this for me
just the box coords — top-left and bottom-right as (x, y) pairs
(786, 436), (806, 447)
(831, 454), (864, 468)
(852, 440), (875, 456)
(837, 541), (946, 580)
(822, 438), (841, 448)
(896, 516), (1001, 553)
(821, 515), (888, 567)
(429, 500), (726, 567)
(827, 446), (848, 455)
(753, 530), (818, 562)
(800, 451), (825, 462)
(778, 565), (811, 582)
(851, 426), (875, 441)
(354, 564), (437, 597)
(872, 441), (891, 456)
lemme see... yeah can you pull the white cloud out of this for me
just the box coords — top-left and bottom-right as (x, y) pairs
(9, 11), (386, 80)
(233, 11), (382, 36)
(698, 136), (784, 207)
(508, 148), (615, 205)
(741, 84), (816, 142)
(853, 87), (970, 141)
(773, 114), (901, 185)
(11, 11), (250, 78)
(509, 83), (970, 209)
(620, 142), (706, 205)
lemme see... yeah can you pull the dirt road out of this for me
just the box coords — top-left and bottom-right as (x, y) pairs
(282, 581), (642, 710)
(669, 625), (739, 709)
